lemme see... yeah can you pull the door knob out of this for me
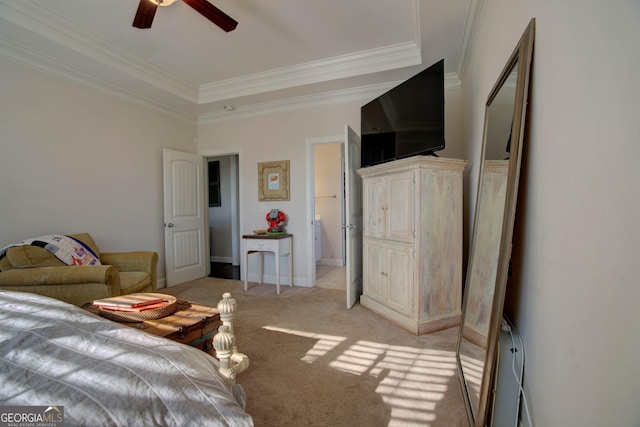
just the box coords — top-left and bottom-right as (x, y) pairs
(165, 222), (174, 228)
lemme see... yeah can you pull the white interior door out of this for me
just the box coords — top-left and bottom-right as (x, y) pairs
(344, 125), (363, 308)
(163, 149), (207, 286)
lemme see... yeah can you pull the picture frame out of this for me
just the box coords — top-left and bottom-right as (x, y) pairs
(258, 160), (290, 201)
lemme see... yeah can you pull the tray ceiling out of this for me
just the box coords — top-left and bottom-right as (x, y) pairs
(0, 0), (479, 122)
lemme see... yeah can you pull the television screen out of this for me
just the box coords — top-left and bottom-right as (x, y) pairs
(361, 59), (445, 167)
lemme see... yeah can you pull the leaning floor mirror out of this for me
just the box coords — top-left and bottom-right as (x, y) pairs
(456, 19), (535, 426)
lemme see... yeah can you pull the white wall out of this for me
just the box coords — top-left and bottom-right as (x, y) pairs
(463, 1), (640, 425)
(198, 102), (360, 286)
(0, 58), (197, 284)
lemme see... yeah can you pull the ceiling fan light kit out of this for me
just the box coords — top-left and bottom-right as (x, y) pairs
(133, 0), (238, 32)
(148, 0), (179, 6)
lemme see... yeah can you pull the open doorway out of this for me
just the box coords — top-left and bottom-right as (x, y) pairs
(312, 142), (346, 291)
(207, 154), (240, 280)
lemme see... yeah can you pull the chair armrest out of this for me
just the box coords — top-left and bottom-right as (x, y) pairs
(100, 252), (158, 274)
(0, 265), (119, 287)
(0, 266), (122, 306)
(100, 252), (158, 291)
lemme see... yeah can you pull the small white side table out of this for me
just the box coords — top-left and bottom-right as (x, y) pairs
(242, 234), (292, 295)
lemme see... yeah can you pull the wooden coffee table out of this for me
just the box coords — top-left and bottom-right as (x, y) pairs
(83, 299), (221, 354)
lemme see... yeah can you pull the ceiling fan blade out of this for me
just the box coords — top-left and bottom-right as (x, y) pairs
(132, 0), (158, 29)
(183, 0), (238, 32)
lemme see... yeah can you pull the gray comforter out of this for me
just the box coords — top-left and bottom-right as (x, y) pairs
(0, 290), (253, 427)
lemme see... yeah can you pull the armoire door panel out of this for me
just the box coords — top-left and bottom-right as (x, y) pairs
(386, 243), (414, 315)
(362, 177), (387, 239)
(387, 171), (415, 243)
(363, 239), (385, 302)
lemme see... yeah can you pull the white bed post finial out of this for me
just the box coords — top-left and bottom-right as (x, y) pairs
(213, 325), (236, 383)
(213, 293), (249, 386)
(217, 292), (238, 351)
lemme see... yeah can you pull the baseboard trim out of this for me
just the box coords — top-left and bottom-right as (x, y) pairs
(244, 273), (312, 288)
(318, 258), (343, 267)
(361, 295), (460, 335)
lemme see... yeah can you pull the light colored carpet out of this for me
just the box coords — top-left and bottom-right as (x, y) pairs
(161, 278), (468, 427)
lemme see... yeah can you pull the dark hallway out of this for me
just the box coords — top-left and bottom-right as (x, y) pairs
(210, 262), (240, 280)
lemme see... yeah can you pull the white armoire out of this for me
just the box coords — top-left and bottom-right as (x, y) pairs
(356, 156), (467, 335)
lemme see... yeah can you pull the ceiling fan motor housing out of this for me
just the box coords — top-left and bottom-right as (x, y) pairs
(149, 0), (178, 6)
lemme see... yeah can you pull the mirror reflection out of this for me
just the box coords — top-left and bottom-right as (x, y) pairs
(457, 18), (535, 427)
(459, 61), (517, 417)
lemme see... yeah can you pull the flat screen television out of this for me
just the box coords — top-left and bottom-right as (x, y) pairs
(360, 59), (445, 167)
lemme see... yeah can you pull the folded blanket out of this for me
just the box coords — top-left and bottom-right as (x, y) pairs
(0, 235), (101, 266)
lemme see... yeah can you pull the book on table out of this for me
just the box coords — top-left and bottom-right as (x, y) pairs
(93, 294), (166, 309)
(98, 301), (169, 312)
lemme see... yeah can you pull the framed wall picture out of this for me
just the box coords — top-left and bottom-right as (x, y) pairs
(258, 160), (290, 201)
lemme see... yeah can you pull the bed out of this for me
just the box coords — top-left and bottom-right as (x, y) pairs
(0, 290), (252, 426)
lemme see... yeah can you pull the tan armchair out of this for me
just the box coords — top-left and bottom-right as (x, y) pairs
(0, 233), (157, 306)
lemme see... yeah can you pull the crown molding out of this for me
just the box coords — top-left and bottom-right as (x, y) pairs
(457, 0), (484, 82)
(0, 36), (196, 124)
(199, 84), (386, 125)
(198, 41), (422, 104)
(199, 73), (461, 125)
(200, 0), (422, 103)
(0, 0), (198, 102)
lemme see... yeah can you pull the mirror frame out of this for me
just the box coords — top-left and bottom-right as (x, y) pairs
(457, 18), (535, 426)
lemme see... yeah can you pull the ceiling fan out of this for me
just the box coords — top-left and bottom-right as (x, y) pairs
(133, 0), (238, 32)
